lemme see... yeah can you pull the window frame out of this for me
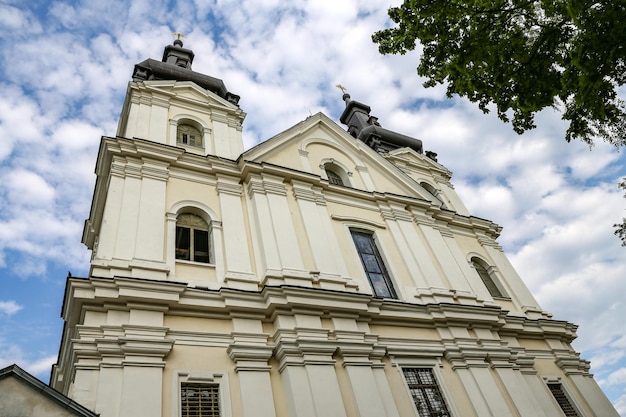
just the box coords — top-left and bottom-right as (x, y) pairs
(174, 371), (231, 417)
(181, 382), (221, 417)
(401, 366), (454, 417)
(470, 257), (509, 299)
(320, 159), (351, 187)
(544, 379), (583, 417)
(419, 181), (447, 209)
(350, 229), (398, 299)
(176, 121), (203, 148)
(175, 213), (213, 264)
(325, 167), (344, 186)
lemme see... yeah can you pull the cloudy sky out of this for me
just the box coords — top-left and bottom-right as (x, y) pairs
(1, 0), (625, 414)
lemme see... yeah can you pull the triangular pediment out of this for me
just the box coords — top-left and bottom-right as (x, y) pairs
(142, 80), (239, 112)
(385, 147), (452, 181)
(242, 113), (438, 202)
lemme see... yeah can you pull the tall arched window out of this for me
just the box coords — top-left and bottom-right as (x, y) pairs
(177, 121), (203, 147)
(471, 257), (507, 298)
(176, 214), (211, 263)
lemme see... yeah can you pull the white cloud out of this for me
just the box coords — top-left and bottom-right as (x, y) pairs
(0, 4), (43, 35)
(3, 169), (56, 206)
(0, 342), (56, 379)
(26, 354), (58, 376)
(606, 368), (626, 388)
(0, 300), (22, 315)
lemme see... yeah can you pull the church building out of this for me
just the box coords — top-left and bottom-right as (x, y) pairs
(50, 39), (619, 417)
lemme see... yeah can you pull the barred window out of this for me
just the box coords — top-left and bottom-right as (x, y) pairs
(548, 383), (581, 417)
(181, 383), (220, 417)
(323, 162), (350, 187)
(403, 368), (452, 417)
(326, 168), (344, 185)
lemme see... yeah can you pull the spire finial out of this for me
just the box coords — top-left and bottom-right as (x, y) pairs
(336, 84), (351, 104)
(171, 31), (186, 47)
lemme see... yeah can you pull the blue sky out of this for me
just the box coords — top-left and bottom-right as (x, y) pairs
(1, 0), (625, 414)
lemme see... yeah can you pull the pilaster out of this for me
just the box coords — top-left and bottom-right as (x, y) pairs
(215, 174), (256, 288)
(68, 322), (174, 417)
(292, 180), (354, 290)
(273, 326), (347, 417)
(336, 334), (400, 417)
(227, 319), (277, 417)
(245, 173), (307, 285)
(444, 342), (512, 416)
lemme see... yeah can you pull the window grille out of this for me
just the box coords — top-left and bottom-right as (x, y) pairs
(326, 168), (344, 186)
(181, 383), (220, 417)
(403, 368), (452, 417)
(351, 230), (397, 299)
(548, 384), (581, 417)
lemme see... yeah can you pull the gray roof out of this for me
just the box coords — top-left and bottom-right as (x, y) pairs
(132, 40), (240, 105)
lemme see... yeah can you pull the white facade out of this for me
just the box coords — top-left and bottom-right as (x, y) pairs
(52, 41), (619, 417)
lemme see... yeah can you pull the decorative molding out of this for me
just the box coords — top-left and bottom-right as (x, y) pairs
(216, 179), (243, 196)
(331, 214), (386, 229)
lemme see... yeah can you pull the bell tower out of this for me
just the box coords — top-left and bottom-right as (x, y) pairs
(82, 40), (246, 280)
(116, 39), (245, 159)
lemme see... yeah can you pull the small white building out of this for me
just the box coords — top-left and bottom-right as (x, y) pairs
(51, 39), (619, 417)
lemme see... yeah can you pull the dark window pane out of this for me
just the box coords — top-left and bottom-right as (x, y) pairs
(326, 169), (344, 185)
(369, 273), (392, 298)
(362, 254), (382, 273)
(194, 229), (210, 263)
(403, 368), (451, 417)
(473, 260), (504, 298)
(176, 226), (191, 260)
(351, 230), (397, 299)
(352, 233), (374, 254)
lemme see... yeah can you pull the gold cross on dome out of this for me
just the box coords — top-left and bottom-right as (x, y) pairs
(336, 84), (348, 94)
(171, 32), (186, 40)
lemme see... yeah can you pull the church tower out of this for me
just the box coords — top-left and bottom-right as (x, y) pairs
(52, 41), (619, 417)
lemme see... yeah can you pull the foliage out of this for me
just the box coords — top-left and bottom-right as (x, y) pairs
(372, 0), (626, 146)
(615, 179), (626, 246)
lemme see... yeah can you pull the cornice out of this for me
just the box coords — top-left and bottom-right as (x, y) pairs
(64, 278), (577, 345)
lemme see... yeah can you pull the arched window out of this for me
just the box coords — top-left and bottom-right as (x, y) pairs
(326, 167), (344, 185)
(471, 257), (507, 298)
(176, 214), (211, 263)
(177, 122), (203, 147)
(420, 182), (447, 208)
(323, 161), (350, 187)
